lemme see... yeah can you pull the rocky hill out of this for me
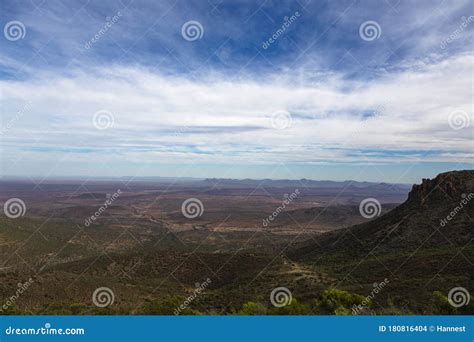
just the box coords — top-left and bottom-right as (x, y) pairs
(287, 170), (473, 314)
(292, 170), (474, 258)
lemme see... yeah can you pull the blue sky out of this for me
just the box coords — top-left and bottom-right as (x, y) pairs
(0, 0), (473, 183)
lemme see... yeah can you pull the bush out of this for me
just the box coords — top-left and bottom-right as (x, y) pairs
(270, 299), (312, 315)
(432, 291), (453, 314)
(69, 303), (88, 314)
(314, 288), (366, 314)
(237, 301), (268, 315)
(42, 303), (72, 315)
(142, 296), (201, 315)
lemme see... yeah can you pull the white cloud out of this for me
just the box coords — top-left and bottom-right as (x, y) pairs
(1, 52), (472, 171)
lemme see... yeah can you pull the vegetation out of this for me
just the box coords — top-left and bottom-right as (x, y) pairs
(0, 171), (472, 315)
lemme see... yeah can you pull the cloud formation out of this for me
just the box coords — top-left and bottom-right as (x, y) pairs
(0, 0), (472, 180)
(1, 53), (472, 166)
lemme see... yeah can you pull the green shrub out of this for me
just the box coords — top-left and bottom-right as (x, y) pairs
(42, 303), (72, 315)
(69, 303), (88, 314)
(432, 291), (455, 314)
(315, 288), (366, 314)
(142, 296), (201, 315)
(271, 299), (312, 315)
(237, 301), (268, 315)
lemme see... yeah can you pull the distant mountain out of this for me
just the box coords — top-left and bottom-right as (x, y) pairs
(201, 178), (411, 191)
(0, 176), (412, 190)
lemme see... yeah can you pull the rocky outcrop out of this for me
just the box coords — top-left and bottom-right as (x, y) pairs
(407, 170), (474, 207)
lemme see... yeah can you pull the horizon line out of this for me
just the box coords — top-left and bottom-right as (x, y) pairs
(0, 174), (416, 186)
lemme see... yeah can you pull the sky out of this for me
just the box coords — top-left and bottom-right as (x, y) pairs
(0, 0), (473, 183)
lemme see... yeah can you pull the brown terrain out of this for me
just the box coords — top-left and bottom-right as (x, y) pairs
(0, 171), (472, 315)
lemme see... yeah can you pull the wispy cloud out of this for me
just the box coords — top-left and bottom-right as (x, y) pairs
(1, 53), (472, 166)
(0, 0), (472, 180)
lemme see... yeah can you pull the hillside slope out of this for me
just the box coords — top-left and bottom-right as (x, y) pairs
(289, 170), (474, 313)
(292, 170), (473, 258)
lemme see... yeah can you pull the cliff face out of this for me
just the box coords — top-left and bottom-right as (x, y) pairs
(407, 170), (474, 207)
